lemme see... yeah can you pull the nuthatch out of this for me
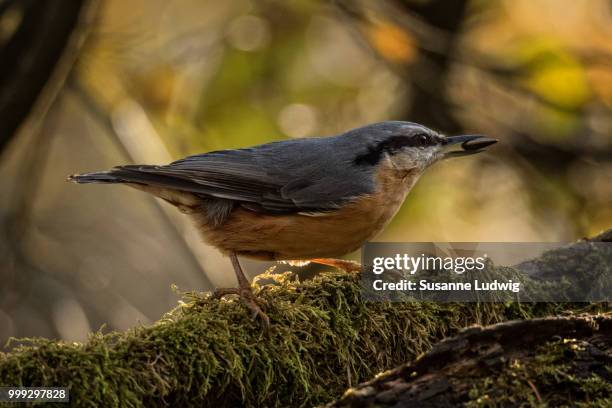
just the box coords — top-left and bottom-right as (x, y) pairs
(69, 121), (496, 324)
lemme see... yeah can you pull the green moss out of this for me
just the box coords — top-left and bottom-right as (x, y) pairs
(0, 270), (592, 407)
(466, 337), (611, 407)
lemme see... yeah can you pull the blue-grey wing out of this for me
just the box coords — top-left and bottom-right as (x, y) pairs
(108, 138), (375, 214)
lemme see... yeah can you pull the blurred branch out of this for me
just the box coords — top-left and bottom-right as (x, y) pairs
(0, 0), (97, 326)
(334, 0), (612, 143)
(393, 0), (467, 131)
(68, 81), (214, 290)
(4, 94), (63, 243)
(0, 93), (68, 338)
(0, 0), (97, 157)
(334, 0), (468, 131)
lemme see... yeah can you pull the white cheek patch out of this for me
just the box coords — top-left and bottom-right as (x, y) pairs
(413, 149), (436, 168)
(423, 147), (444, 166)
(387, 146), (442, 171)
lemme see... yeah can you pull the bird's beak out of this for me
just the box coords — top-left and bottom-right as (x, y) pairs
(442, 134), (498, 158)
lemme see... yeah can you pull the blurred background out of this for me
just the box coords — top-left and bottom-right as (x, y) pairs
(0, 0), (611, 344)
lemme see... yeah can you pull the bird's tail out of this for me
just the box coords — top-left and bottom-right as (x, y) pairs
(67, 170), (123, 184)
(67, 165), (192, 189)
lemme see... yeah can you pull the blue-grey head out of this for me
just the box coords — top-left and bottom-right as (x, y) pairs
(344, 121), (497, 175)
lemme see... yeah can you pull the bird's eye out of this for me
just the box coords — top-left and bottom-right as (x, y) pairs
(415, 133), (430, 146)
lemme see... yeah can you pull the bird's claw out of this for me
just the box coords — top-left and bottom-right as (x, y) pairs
(212, 287), (240, 299)
(248, 301), (270, 328)
(212, 286), (270, 328)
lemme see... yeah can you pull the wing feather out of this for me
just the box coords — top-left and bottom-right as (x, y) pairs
(109, 137), (375, 214)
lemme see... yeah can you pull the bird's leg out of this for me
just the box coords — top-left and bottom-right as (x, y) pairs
(310, 258), (362, 273)
(213, 252), (270, 327)
(229, 251), (251, 289)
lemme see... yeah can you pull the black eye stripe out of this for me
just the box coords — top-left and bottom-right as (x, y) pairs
(353, 134), (437, 165)
(413, 133), (431, 146)
(390, 133), (433, 148)
(386, 135), (415, 150)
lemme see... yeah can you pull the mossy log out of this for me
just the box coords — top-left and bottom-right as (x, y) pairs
(328, 314), (611, 407)
(0, 231), (610, 407)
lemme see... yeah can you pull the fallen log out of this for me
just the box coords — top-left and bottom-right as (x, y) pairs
(0, 230), (609, 407)
(328, 314), (611, 407)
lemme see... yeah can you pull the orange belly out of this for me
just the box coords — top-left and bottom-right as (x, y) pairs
(193, 201), (384, 260)
(193, 166), (417, 260)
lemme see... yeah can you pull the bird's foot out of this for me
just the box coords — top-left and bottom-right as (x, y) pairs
(212, 286), (270, 328)
(212, 287), (240, 298)
(310, 258), (362, 273)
